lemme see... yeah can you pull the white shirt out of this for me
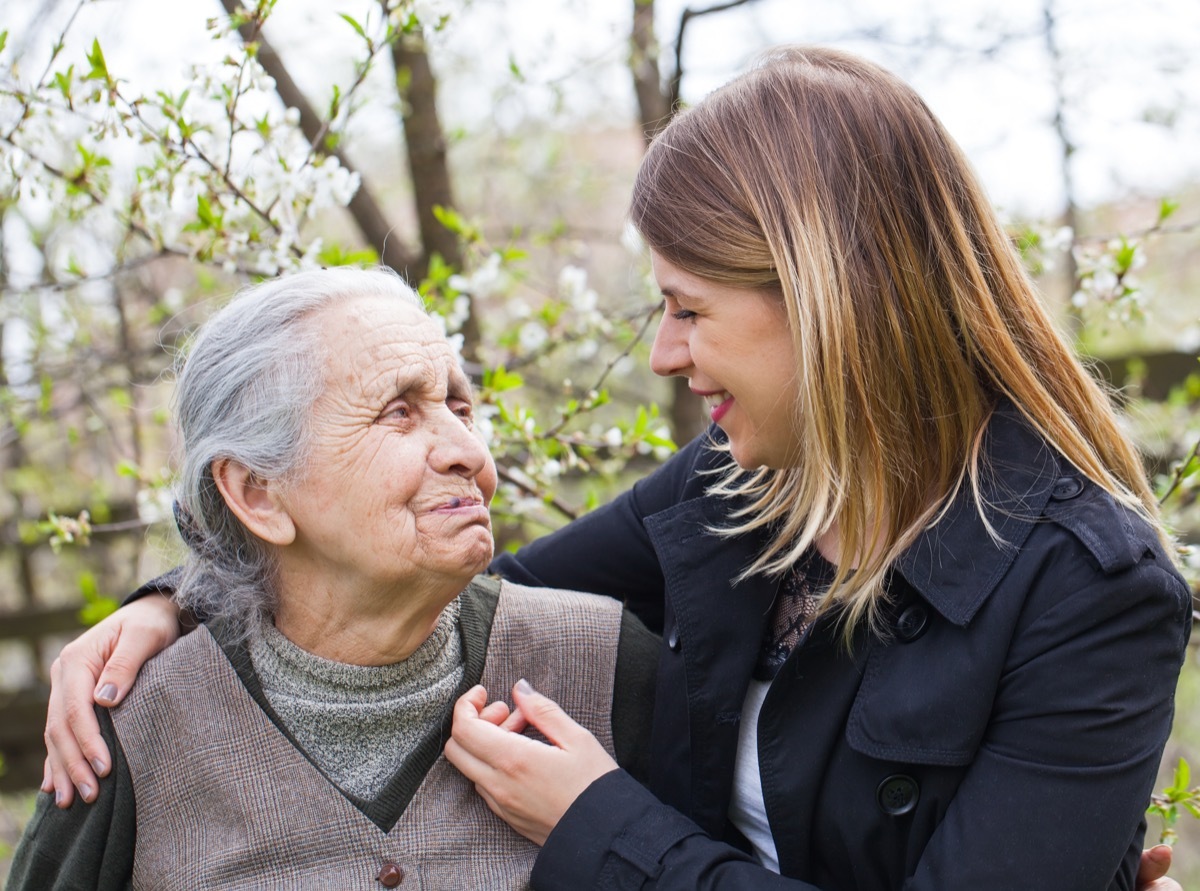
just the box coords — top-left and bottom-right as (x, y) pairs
(727, 678), (781, 872)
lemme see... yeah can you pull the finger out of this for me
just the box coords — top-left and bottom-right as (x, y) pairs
(510, 679), (586, 749)
(450, 700), (545, 763)
(46, 655), (99, 806)
(450, 687), (503, 752)
(499, 708), (529, 733)
(1137, 845), (1172, 884)
(478, 700), (512, 726)
(444, 735), (499, 784)
(455, 684), (489, 715)
(92, 595), (182, 708)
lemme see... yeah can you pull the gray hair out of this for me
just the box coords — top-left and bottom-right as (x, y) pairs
(172, 267), (424, 633)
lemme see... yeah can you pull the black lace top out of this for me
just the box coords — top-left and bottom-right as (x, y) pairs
(753, 548), (836, 681)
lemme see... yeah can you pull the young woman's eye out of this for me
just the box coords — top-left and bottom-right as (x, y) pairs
(672, 308), (697, 321)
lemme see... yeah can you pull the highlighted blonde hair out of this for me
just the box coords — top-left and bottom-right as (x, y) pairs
(631, 46), (1163, 636)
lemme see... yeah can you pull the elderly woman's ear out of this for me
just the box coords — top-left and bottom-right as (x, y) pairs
(211, 457), (296, 546)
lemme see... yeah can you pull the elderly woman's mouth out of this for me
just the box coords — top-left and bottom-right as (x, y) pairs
(433, 496), (489, 516)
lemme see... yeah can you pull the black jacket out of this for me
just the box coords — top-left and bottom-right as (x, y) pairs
(492, 404), (1192, 890)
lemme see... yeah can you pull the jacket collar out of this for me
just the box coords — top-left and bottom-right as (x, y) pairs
(894, 401), (1059, 626)
(656, 402), (1062, 630)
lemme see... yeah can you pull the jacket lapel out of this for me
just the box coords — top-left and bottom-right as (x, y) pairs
(645, 495), (779, 834)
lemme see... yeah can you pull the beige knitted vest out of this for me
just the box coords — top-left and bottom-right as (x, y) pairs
(111, 581), (623, 890)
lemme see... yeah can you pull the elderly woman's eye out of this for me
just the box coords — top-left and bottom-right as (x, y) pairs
(381, 400), (410, 421)
(451, 401), (474, 425)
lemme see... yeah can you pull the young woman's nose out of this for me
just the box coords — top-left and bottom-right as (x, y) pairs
(649, 314), (690, 378)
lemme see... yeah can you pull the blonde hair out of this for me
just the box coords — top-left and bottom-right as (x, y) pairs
(630, 46), (1163, 637)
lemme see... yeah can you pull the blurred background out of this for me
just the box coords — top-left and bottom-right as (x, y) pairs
(1, 0), (1199, 882)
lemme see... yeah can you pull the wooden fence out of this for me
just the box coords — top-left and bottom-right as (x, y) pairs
(0, 606), (88, 792)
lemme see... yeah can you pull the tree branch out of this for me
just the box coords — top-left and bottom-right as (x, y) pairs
(669, 0), (761, 111)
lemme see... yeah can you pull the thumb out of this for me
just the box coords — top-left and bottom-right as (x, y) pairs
(511, 679), (585, 749)
(1137, 844), (1172, 885)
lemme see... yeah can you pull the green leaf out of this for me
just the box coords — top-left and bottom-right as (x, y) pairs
(78, 571), (98, 600)
(483, 366), (525, 393)
(317, 243), (378, 267)
(431, 205), (480, 241)
(1158, 198), (1180, 223)
(38, 373), (53, 416)
(192, 193), (222, 230)
(432, 204), (464, 233)
(0, 31), (8, 55)
(1111, 238), (1137, 274)
(116, 458), (141, 479)
(84, 38), (109, 83)
(78, 573), (119, 626)
(53, 66), (73, 100)
(338, 13), (367, 39)
(1174, 758), (1191, 792)
(108, 387), (132, 410)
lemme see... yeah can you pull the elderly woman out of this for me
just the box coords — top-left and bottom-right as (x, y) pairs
(6, 267), (656, 890)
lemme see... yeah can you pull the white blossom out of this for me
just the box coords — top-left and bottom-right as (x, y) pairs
(448, 252), (504, 300)
(518, 321), (548, 352)
(620, 220), (644, 255)
(136, 487), (174, 525)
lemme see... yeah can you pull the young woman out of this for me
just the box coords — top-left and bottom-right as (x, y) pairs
(40, 47), (1189, 890)
(446, 46), (1192, 888)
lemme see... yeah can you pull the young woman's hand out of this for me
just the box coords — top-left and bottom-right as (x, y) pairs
(1137, 845), (1181, 891)
(43, 594), (182, 807)
(444, 680), (618, 846)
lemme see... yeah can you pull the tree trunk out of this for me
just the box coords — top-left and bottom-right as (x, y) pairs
(387, 23), (481, 358)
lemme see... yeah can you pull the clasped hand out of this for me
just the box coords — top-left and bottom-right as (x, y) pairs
(444, 680), (619, 846)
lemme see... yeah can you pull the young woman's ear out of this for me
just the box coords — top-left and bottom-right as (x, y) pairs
(211, 458), (296, 546)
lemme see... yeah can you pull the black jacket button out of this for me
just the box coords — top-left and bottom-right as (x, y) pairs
(1051, 476), (1083, 500)
(667, 627), (681, 651)
(877, 775), (920, 816)
(895, 605), (929, 642)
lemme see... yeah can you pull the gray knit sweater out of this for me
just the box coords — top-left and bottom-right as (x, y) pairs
(248, 599), (464, 798)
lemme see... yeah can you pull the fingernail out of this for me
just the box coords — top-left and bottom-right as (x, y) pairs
(40, 777), (52, 793)
(54, 790), (65, 807)
(515, 678), (534, 696)
(79, 783), (94, 802)
(91, 758), (107, 775)
(96, 683), (118, 704)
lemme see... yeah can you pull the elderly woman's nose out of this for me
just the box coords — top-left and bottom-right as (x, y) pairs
(433, 409), (491, 477)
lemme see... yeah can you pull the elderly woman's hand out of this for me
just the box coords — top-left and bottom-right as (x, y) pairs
(445, 681), (619, 846)
(44, 594), (182, 807)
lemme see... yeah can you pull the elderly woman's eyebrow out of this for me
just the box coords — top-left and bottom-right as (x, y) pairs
(447, 366), (474, 402)
(382, 370), (426, 399)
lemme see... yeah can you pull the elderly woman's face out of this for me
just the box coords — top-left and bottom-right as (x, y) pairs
(276, 294), (497, 595)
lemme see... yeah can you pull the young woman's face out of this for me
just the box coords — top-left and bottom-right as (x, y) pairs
(649, 252), (802, 469)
